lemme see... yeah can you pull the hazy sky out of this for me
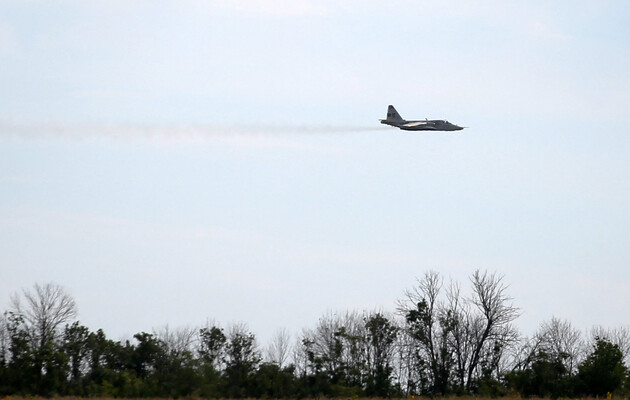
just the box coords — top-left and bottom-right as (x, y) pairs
(1, 1), (629, 345)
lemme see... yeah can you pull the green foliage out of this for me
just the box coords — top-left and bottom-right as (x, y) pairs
(35, 341), (70, 396)
(251, 362), (298, 398)
(131, 332), (165, 381)
(364, 313), (398, 397)
(4, 312), (37, 394)
(221, 327), (261, 398)
(62, 322), (90, 388)
(577, 338), (628, 396)
(406, 300), (455, 395)
(477, 375), (508, 398)
(199, 326), (226, 367)
(504, 350), (574, 398)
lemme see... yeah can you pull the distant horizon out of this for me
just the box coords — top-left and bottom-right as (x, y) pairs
(3, 269), (628, 348)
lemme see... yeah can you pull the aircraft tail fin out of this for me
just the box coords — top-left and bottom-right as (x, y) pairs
(386, 105), (403, 121)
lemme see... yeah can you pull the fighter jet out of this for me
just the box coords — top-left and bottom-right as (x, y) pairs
(379, 105), (465, 131)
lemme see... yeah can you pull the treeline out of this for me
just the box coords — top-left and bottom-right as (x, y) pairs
(1, 270), (629, 398)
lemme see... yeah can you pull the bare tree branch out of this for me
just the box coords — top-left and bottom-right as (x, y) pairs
(10, 282), (78, 349)
(466, 270), (519, 389)
(266, 327), (292, 367)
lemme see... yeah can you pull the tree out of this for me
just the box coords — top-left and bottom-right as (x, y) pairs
(4, 311), (37, 393)
(364, 312), (398, 396)
(197, 324), (226, 397)
(62, 322), (91, 388)
(444, 280), (476, 391)
(295, 311), (369, 397)
(266, 328), (292, 368)
(577, 338), (627, 396)
(300, 312), (346, 385)
(398, 270), (519, 395)
(153, 325), (199, 397)
(198, 324), (226, 369)
(252, 362), (298, 398)
(85, 328), (112, 375)
(291, 330), (315, 380)
(131, 332), (165, 381)
(4, 305), (72, 395)
(154, 324), (196, 359)
(336, 311), (368, 388)
(392, 324), (420, 395)
(535, 317), (583, 375)
(590, 325), (630, 367)
(466, 269), (519, 390)
(0, 313), (8, 373)
(505, 350), (572, 398)
(10, 283), (77, 351)
(36, 338), (69, 396)
(399, 271), (454, 395)
(8, 283), (77, 394)
(222, 323), (261, 398)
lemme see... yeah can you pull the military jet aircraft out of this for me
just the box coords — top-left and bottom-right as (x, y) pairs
(380, 105), (465, 131)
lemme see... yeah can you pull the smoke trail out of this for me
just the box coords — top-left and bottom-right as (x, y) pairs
(0, 120), (388, 140)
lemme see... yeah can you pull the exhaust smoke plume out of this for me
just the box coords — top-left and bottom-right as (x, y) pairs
(0, 121), (387, 141)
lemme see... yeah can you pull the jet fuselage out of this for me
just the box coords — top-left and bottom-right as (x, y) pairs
(380, 119), (464, 131)
(379, 105), (464, 131)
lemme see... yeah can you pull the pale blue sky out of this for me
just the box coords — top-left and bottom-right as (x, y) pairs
(1, 1), (629, 344)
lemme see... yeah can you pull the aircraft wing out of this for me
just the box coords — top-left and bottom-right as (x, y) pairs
(401, 121), (437, 129)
